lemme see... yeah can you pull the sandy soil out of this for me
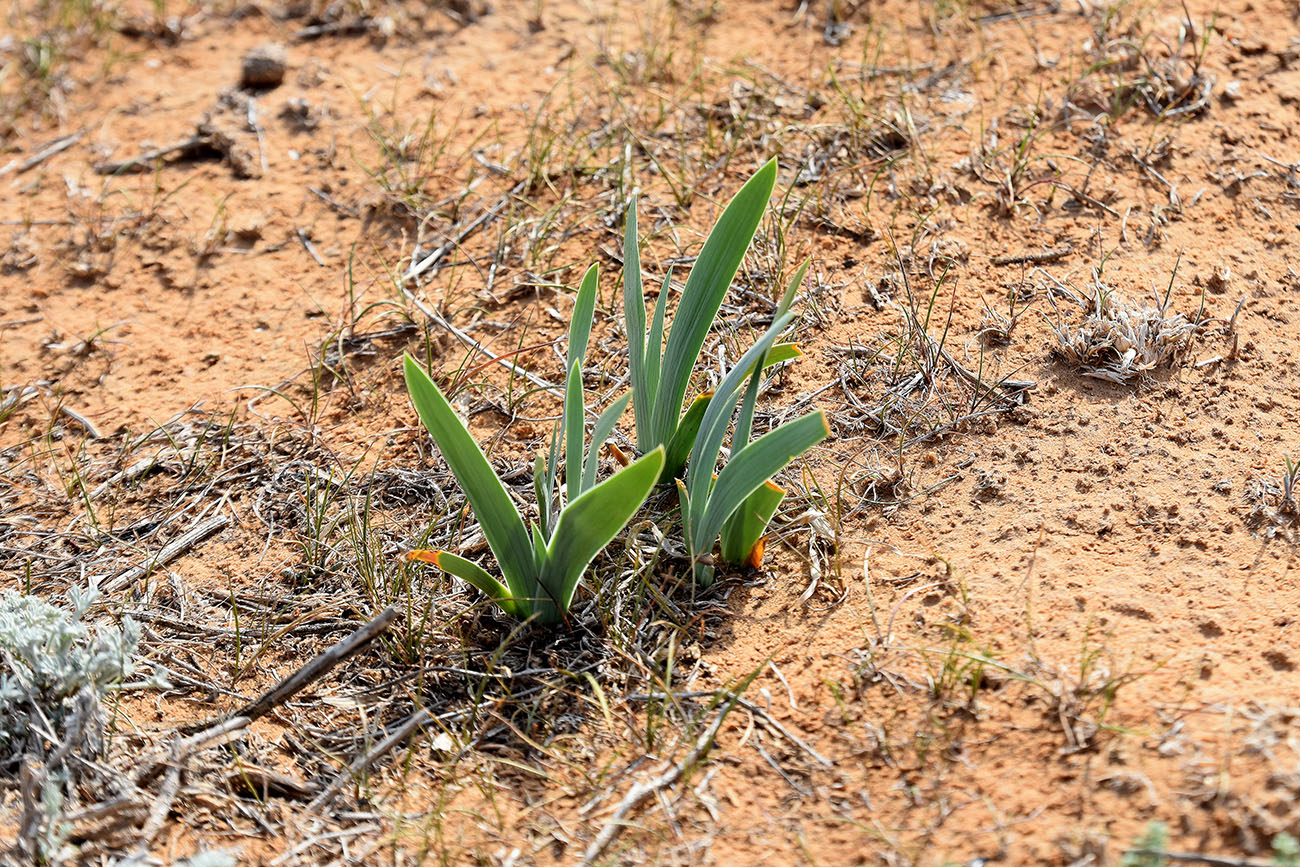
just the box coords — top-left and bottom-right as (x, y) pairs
(1, 0), (1299, 863)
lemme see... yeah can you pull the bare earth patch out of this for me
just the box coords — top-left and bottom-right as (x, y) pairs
(1, 0), (1299, 864)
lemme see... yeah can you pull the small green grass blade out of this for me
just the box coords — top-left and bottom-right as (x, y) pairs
(775, 258), (810, 319)
(563, 359), (585, 503)
(623, 201), (652, 447)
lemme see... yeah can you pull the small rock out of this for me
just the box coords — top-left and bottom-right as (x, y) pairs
(446, 0), (489, 20)
(1206, 265), (1230, 293)
(241, 42), (287, 88)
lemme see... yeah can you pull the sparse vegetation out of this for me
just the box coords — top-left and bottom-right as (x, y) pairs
(403, 348), (664, 623)
(0, 586), (145, 757)
(1048, 270), (1204, 383)
(2, 0), (1299, 862)
(675, 259), (829, 584)
(622, 159), (787, 479)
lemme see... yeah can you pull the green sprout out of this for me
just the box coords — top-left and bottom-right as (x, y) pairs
(404, 265), (664, 625)
(676, 260), (829, 585)
(623, 158), (798, 480)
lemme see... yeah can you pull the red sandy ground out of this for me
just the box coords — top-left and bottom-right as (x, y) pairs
(1, 0), (1299, 863)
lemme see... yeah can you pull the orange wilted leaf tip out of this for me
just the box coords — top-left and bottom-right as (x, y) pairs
(746, 537), (768, 570)
(608, 442), (630, 466)
(405, 549), (442, 565)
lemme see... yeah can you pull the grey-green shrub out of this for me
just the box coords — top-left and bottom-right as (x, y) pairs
(0, 587), (144, 757)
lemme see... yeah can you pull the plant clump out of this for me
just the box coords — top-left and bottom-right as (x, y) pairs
(0, 587), (144, 763)
(405, 159), (827, 617)
(1049, 278), (1202, 383)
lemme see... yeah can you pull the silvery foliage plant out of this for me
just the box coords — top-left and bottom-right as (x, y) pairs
(0, 587), (151, 759)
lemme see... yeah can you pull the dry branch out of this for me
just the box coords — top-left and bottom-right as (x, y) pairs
(0, 129), (85, 178)
(307, 707), (433, 812)
(991, 245), (1072, 266)
(99, 514), (232, 593)
(400, 180), (524, 286)
(134, 715), (252, 787)
(581, 695), (738, 864)
(93, 135), (209, 175)
(221, 605), (399, 727)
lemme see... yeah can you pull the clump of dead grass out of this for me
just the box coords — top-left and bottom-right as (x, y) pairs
(1065, 2), (1216, 123)
(1048, 274), (1203, 384)
(1246, 456), (1299, 533)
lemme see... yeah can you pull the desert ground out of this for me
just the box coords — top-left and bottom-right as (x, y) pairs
(1, 0), (1299, 863)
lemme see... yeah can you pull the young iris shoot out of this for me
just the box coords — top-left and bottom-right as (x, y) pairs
(676, 260), (829, 586)
(404, 265), (664, 624)
(405, 156), (826, 614)
(623, 158), (799, 480)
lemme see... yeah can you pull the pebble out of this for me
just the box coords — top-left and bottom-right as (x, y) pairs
(241, 43), (287, 88)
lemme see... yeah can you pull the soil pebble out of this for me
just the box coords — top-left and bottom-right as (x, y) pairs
(241, 42), (288, 88)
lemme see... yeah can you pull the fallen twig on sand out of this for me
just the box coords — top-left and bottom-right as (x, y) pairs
(307, 706), (433, 812)
(99, 514), (232, 593)
(401, 180), (525, 286)
(1125, 850), (1278, 867)
(399, 288), (562, 396)
(190, 606), (400, 732)
(991, 244), (1072, 266)
(93, 135), (209, 175)
(58, 404), (104, 439)
(581, 694), (740, 864)
(0, 129), (86, 178)
(134, 715), (252, 787)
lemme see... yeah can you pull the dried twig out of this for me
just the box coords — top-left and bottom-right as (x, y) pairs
(400, 291), (562, 397)
(132, 739), (184, 854)
(0, 129), (85, 178)
(307, 707), (432, 812)
(296, 227), (326, 266)
(98, 515), (232, 593)
(58, 404), (103, 439)
(626, 691), (831, 767)
(991, 245), (1072, 266)
(401, 180), (525, 286)
(134, 715), (252, 786)
(308, 186), (360, 218)
(1125, 851), (1276, 867)
(219, 606), (399, 727)
(581, 695), (739, 864)
(293, 18), (373, 41)
(89, 452), (177, 500)
(93, 135), (209, 175)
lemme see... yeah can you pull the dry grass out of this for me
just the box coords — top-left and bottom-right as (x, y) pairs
(1047, 271), (1204, 383)
(4, 0), (1300, 862)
